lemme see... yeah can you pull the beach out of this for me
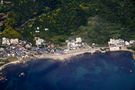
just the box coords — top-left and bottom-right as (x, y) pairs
(0, 48), (135, 71)
(0, 48), (90, 70)
(34, 48), (94, 60)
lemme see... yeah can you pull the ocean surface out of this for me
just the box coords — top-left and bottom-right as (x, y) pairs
(0, 51), (135, 90)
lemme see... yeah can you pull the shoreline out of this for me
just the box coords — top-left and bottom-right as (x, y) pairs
(34, 48), (93, 60)
(0, 49), (135, 71)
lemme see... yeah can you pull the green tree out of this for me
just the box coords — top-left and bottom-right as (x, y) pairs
(2, 26), (21, 38)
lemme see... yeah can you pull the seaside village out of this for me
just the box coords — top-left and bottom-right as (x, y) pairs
(0, 36), (135, 61)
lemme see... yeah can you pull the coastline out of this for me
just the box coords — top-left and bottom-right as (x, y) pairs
(0, 49), (135, 71)
(34, 48), (93, 60)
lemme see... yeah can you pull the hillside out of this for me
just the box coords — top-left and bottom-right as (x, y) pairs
(0, 0), (135, 45)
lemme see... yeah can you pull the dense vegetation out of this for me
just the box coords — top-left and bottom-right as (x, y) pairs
(0, 0), (135, 45)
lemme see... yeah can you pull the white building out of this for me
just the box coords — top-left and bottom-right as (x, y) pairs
(108, 38), (125, 51)
(25, 43), (32, 49)
(66, 37), (83, 50)
(129, 40), (135, 45)
(2, 37), (10, 45)
(125, 41), (130, 46)
(0, 0), (3, 4)
(35, 37), (45, 46)
(10, 39), (19, 45)
(67, 40), (76, 50)
(76, 37), (82, 43)
(2, 37), (19, 45)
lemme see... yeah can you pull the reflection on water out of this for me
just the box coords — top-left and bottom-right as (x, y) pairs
(0, 51), (135, 90)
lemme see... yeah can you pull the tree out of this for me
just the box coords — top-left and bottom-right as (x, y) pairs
(2, 26), (21, 38)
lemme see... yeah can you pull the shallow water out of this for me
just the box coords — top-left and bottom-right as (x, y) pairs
(0, 51), (135, 90)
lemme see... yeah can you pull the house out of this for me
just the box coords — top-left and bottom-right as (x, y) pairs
(10, 39), (19, 45)
(0, 0), (3, 4)
(75, 37), (83, 47)
(66, 37), (83, 50)
(2, 37), (19, 45)
(125, 41), (130, 46)
(25, 43), (32, 49)
(76, 37), (82, 43)
(2, 37), (10, 45)
(67, 40), (76, 50)
(35, 37), (45, 46)
(108, 38), (125, 51)
(129, 40), (135, 45)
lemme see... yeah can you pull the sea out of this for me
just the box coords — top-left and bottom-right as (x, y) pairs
(0, 51), (135, 90)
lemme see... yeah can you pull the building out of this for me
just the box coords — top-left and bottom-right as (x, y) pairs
(25, 43), (32, 49)
(2, 37), (10, 45)
(0, 0), (11, 4)
(10, 39), (19, 45)
(129, 40), (135, 45)
(67, 39), (76, 50)
(108, 38), (125, 51)
(2, 37), (19, 45)
(125, 41), (130, 46)
(0, 0), (3, 4)
(66, 37), (83, 50)
(35, 37), (45, 46)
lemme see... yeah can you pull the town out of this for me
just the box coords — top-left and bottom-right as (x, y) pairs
(0, 35), (135, 65)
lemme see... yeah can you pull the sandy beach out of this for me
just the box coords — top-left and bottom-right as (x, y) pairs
(34, 48), (93, 60)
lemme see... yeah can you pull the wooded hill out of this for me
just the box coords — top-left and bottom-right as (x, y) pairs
(0, 0), (135, 45)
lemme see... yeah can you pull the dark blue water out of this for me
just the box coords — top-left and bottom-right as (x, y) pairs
(0, 51), (135, 90)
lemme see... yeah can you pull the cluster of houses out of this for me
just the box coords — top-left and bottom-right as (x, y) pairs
(0, 0), (11, 5)
(0, 37), (31, 59)
(0, 36), (135, 60)
(0, 37), (55, 59)
(65, 37), (85, 50)
(108, 38), (135, 51)
(0, 37), (87, 59)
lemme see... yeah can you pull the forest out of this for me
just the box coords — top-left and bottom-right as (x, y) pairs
(0, 0), (135, 45)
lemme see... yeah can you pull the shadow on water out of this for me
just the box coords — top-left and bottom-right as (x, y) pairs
(0, 51), (135, 90)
